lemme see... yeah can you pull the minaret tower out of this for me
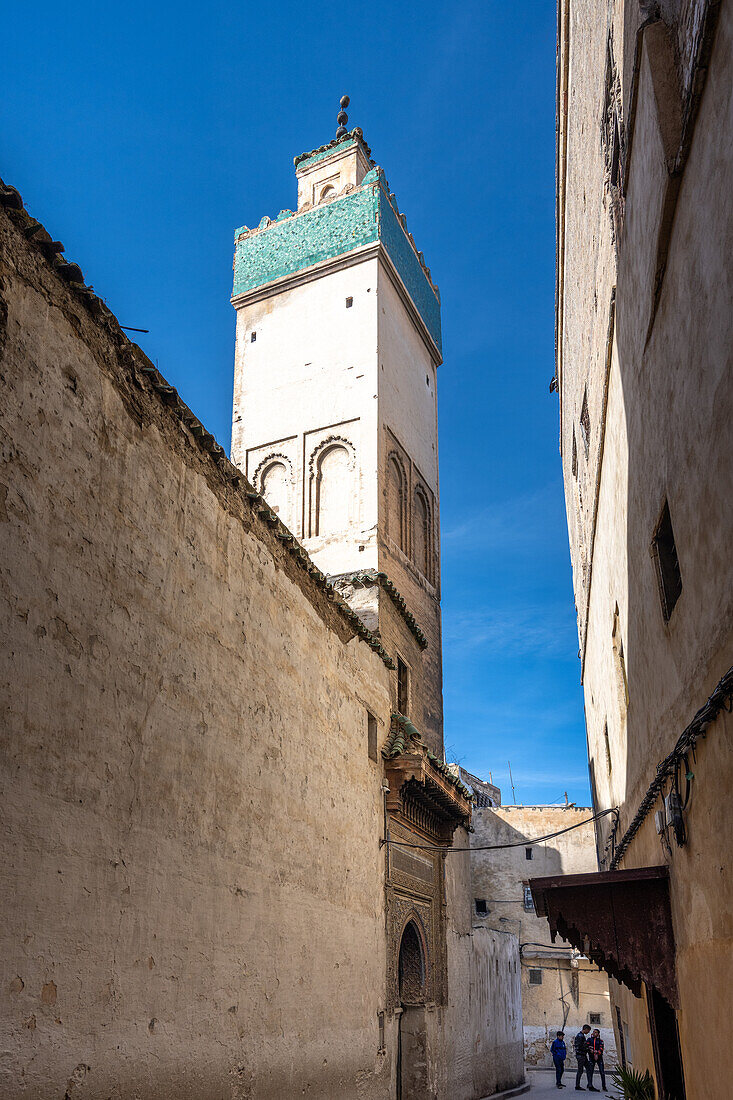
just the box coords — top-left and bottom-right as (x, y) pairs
(231, 99), (444, 749)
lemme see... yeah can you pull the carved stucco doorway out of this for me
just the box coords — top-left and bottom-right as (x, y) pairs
(396, 919), (429, 1100)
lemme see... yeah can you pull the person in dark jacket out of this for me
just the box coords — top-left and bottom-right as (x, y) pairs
(573, 1025), (593, 1090)
(550, 1031), (567, 1088)
(587, 1029), (607, 1091)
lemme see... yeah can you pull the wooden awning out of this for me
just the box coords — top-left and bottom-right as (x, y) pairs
(529, 866), (678, 1007)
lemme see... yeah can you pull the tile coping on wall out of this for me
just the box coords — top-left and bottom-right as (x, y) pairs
(0, 177), (396, 673)
(329, 569), (429, 650)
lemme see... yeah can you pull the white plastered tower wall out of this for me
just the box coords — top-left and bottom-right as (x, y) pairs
(230, 126), (445, 746)
(231, 255), (382, 577)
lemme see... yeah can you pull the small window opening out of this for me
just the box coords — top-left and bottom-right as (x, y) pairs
(529, 969), (543, 986)
(367, 710), (377, 762)
(616, 1007), (627, 1068)
(426, 374), (430, 386)
(345, 296), (353, 308)
(396, 657), (409, 717)
(250, 331), (256, 343)
(475, 898), (488, 916)
(525, 847), (533, 861)
(572, 429), (578, 478)
(612, 609), (630, 709)
(523, 886), (535, 912)
(651, 500), (682, 622)
(590, 1012), (602, 1026)
(603, 722), (612, 776)
(377, 1010), (385, 1052)
(580, 389), (590, 458)
(610, 113), (621, 189)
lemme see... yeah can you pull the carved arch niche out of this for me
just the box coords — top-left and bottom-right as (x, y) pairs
(308, 436), (356, 538)
(412, 484), (433, 583)
(398, 918), (428, 1005)
(254, 453), (294, 529)
(386, 452), (408, 554)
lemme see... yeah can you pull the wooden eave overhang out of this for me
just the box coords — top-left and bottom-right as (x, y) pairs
(529, 865), (678, 1006)
(385, 751), (472, 833)
(383, 715), (472, 839)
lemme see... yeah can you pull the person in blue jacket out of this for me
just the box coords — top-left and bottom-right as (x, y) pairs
(550, 1030), (567, 1088)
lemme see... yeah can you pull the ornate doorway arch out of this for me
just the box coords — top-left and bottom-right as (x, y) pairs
(397, 918), (430, 1099)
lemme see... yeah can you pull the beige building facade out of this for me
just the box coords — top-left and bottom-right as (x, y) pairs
(472, 806), (616, 1070)
(0, 114), (525, 1100)
(535, 3), (733, 1098)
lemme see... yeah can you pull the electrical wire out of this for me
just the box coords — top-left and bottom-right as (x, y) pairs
(386, 806), (618, 852)
(609, 665), (732, 869)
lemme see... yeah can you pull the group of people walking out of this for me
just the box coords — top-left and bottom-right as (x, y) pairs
(550, 1024), (607, 1091)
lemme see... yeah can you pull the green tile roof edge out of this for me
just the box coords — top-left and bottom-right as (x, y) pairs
(231, 166), (441, 351)
(328, 569), (429, 650)
(0, 177), (396, 675)
(382, 714), (474, 802)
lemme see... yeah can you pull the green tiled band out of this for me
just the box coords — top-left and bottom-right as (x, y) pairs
(232, 170), (442, 353)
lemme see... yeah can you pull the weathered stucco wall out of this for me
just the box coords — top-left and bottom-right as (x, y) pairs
(471, 807), (616, 1069)
(441, 841), (525, 1099)
(0, 204), (397, 1099)
(557, 1), (733, 1096)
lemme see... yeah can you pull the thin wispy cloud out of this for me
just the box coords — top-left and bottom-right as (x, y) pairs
(443, 603), (574, 659)
(441, 483), (565, 552)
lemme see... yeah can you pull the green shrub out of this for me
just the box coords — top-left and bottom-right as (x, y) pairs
(610, 1065), (655, 1099)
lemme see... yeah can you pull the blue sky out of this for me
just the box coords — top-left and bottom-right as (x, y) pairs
(4, 1), (590, 805)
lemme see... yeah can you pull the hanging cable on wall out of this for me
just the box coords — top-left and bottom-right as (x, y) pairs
(385, 806), (619, 853)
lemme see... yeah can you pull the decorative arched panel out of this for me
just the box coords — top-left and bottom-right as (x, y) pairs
(308, 436), (355, 538)
(413, 487), (431, 581)
(398, 918), (427, 1005)
(254, 453), (293, 528)
(386, 453), (407, 553)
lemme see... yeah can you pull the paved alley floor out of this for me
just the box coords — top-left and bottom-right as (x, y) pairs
(526, 1068), (620, 1096)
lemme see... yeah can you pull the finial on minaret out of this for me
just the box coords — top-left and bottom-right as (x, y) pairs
(336, 95), (350, 139)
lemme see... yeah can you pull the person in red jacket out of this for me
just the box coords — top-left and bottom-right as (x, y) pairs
(587, 1029), (607, 1091)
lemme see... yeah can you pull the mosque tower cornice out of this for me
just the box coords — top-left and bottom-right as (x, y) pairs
(232, 99), (442, 360)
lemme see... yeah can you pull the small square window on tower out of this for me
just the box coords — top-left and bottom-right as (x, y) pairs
(475, 898), (488, 916)
(651, 500), (682, 623)
(529, 969), (543, 986)
(345, 297), (353, 308)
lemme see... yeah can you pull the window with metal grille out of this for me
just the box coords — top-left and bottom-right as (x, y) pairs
(529, 969), (543, 985)
(523, 886), (534, 911)
(580, 389), (590, 457)
(345, 296), (353, 308)
(250, 331), (256, 343)
(475, 898), (487, 916)
(396, 657), (409, 716)
(590, 1012), (602, 1025)
(651, 500), (682, 622)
